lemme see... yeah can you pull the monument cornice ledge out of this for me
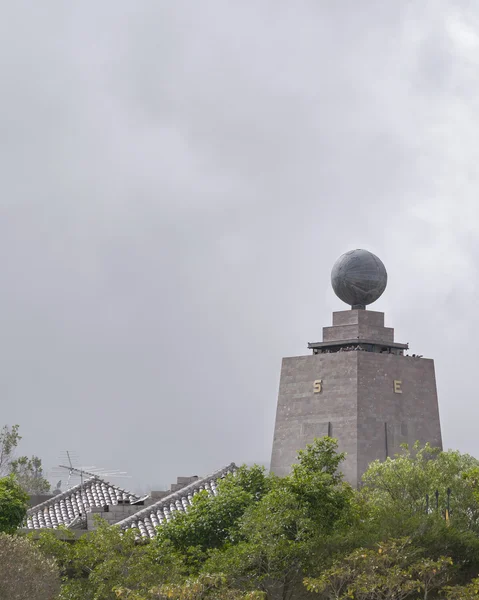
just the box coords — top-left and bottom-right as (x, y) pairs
(307, 338), (408, 350)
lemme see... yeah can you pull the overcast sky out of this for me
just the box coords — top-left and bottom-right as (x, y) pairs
(1, 1), (478, 492)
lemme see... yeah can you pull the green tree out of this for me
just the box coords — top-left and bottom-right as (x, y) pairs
(35, 519), (184, 600)
(359, 443), (479, 534)
(206, 486), (313, 599)
(0, 532), (60, 599)
(115, 574), (265, 599)
(0, 424), (21, 475)
(29, 439), (479, 600)
(305, 538), (453, 600)
(205, 438), (354, 600)
(0, 474), (29, 533)
(341, 444), (479, 588)
(289, 436), (353, 530)
(154, 465), (272, 571)
(0, 424), (51, 494)
(10, 454), (51, 494)
(40, 464), (273, 599)
(443, 577), (479, 599)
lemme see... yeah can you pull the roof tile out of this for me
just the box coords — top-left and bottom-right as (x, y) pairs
(26, 477), (140, 530)
(116, 463), (236, 539)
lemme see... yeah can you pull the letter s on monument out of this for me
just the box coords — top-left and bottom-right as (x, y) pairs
(313, 379), (322, 394)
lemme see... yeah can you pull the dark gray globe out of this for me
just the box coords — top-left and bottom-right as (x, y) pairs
(331, 249), (387, 308)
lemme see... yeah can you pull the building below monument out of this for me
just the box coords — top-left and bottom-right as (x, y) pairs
(270, 308), (442, 487)
(24, 465), (236, 537)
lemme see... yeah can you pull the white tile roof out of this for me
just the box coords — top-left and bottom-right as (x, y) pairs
(26, 477), (140, 530)
(116, 463), (237, 539)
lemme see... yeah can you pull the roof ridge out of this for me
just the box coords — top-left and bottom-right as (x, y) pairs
(116, 463), (237, 529)
(27, 477), (97, 514)
(27, 476), (140, 514)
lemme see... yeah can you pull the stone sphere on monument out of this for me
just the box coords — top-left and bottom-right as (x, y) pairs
(331, 249), (387, 309)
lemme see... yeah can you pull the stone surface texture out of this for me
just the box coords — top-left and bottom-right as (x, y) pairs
(331, 249), (387, 308)
(270, 309), (442, 487)
(323, 310), (394, 344)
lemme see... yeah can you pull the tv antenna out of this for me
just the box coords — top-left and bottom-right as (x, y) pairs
(52, 451), (131, 492)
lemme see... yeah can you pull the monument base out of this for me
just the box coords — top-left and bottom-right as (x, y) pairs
(270, 310), (442, 487)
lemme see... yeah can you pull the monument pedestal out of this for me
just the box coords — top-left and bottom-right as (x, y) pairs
(270, 309), (442, 487)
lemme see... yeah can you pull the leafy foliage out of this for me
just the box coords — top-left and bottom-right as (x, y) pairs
(305, 538), (453, 600)
(0, 532), (60, 599)
(27, 438), (479, 600)
(116, 574), (266, 599)
(205, 438), (353, 599)
(0, 474), (29, 533)
(0, 424), (21, 475)
(443, 577), (479, 599)
(360, 442), (479, 532)
(10, 454), (51, 494)
(35, 520), (184, 600)
(154, 465), (272, 571)
(0, 423), (50, 494)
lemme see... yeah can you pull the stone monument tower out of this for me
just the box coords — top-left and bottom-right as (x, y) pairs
(270, 249), (442, 487)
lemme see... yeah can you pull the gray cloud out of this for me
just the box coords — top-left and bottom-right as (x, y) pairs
(0, 1), (478, 491)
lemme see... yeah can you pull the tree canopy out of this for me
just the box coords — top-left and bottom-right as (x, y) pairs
(21, 437), (479, 600)
(0, 424), (50, 495)
(0, 474), (29, 534)
(0, 532), (60, 599)
(10, 455), (51, 494)
(0, 424), (21, 475)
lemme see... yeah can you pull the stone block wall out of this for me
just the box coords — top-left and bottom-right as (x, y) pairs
(87, 504), (143, 529)
(323, 309), (394, 344)
(357, 352), (442, 478)
(270, 352), (359, 484)
(270, 336), (442, 487)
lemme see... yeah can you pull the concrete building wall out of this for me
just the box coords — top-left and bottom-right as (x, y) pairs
(87, 504), (142, 529)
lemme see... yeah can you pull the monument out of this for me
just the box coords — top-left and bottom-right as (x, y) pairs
(270, 249), (442, 487)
